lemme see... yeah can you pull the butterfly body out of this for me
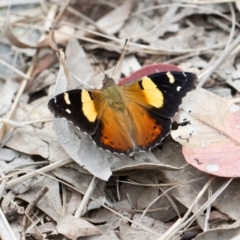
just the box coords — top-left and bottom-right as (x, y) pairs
(48, 71), (197, 155)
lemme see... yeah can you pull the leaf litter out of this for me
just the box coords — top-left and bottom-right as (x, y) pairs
(1, 1), (240, 239)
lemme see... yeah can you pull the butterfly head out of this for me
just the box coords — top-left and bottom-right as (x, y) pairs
(102, 74), (116, 89)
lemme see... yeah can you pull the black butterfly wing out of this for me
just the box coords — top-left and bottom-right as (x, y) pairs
(122, 71), (197, 118)
(48, 89), (105, 134)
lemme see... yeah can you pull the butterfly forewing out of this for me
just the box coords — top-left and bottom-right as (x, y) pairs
(122, 71), (197, 118)
(48, 89), (104, 134)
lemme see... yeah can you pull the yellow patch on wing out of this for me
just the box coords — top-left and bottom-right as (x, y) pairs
(166, 71), (175, 83)
(81, 90), (97, 122)
(141, 77), (164, 108)
(141, 77), (157, 89)
(64, 93), (71, 105)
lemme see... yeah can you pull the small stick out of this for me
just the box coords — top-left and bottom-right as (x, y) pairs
(0, 170), (6, 200)
(21, 186), (49, 228)
(74, 176), (99, 218)
(0, 208), (17, 240)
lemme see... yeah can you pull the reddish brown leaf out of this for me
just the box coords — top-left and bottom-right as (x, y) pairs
(172, 87), (240, 177)
(119, 63), (181, 85)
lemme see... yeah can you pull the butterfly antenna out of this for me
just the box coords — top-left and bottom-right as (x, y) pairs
(111, 39), (128, 78)
(82, 45), (106, 76)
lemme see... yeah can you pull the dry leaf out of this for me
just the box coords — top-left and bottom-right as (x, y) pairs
(4, 99), (68, 162)
(28, 222), (56, 240)
(209, 210), (230, 223)
(87, 205), (132, 230)
(119, 221), (160, 240)
(81, 225), (119, 240)
(95, 0), (134, 35)
(0, 148), (19, 161)
(172, 87), (240, 177)
(131, 214), (166, 233)
(0, 79), (19, 116)
(195, 224), (240, 240)
(119, 63), (181, 86)
(17, 175), (62, 222)
(4, 14), (37, 49)
(157, 156), (240, 228)
(137, 187), (158, 210)
(56, 215), (102, 240)
(53, 167), (106, 200)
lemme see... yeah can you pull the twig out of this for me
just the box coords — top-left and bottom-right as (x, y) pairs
(0, 59), (30, 80)
(54, 0), (73, 23)
(177, 178), (232, 238)
(0, 61), (35, 142)
(21, 186), (49, 228)
(6, 158), (72, 189)
(198, 13), (240, 87)
(230, 97), (240, 104)
(0, 208), (17, 240)
(158, 177), (215, 240)
(159, 177), (233, 240)
(116, 177), (120, 201)
(140, 184), (180, 222)
(74, 176), (99, 218)
(61, 184), (67, 216)
(160, 187), (181, 218)
(67, 6), (99, 29)
(0, 118), (52, 128)
(61, 21), (228, 55)
(204, 187), (212, 231)
(0, 170), (7, 200)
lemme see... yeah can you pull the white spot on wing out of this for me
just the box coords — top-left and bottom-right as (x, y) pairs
(166, 71), (175, 83)
(66, 109), (71, 114)
(182, 72), (187, 77)
(64, 93), (71, 105)
(177, 86), (181, 91)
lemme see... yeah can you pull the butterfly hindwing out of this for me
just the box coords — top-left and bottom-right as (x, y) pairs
(91, 105), (134, 155)
(126, 101), (171, 152)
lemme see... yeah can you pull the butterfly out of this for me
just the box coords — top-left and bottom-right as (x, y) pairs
(48, 71), (197, 155)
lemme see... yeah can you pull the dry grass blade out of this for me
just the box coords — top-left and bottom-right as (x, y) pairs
(198, 2), (238, 86)
(0, 208), (17, 240)
(0, 59), (30, 79)
(5, 158), (72, 189)
(159, 177), (233, 240)
(0, 62), (35, 142)
(74, 177), (99, 218)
